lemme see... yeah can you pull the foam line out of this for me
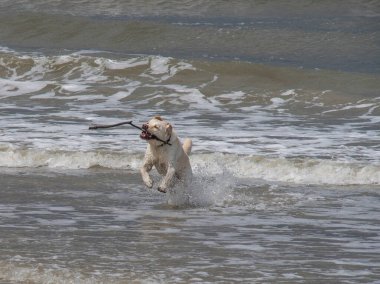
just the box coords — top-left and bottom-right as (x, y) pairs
(0, 146), (378, 185)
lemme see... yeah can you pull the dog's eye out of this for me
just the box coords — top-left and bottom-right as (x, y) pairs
(153, 125), (159, 129)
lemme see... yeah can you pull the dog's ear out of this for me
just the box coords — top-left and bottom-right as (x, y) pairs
(154, 116), (163, 121)
(165, 123), (172, 135)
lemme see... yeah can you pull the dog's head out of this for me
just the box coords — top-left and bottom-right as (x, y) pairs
(140, 116), (172, 145)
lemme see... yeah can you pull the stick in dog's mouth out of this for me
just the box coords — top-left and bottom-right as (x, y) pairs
(89, 120), (171, 145)
(140, 130), (153, 140)
(140, 123), (153, 140)
(140, 123), (172, 146)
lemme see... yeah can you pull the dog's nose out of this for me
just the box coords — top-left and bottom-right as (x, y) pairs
(142, 123), (148, 130)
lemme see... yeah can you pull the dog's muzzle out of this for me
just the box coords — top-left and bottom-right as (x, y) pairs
(140, 123), (153, 140)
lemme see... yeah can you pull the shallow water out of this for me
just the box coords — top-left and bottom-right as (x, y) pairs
(1, 169), (379, 283)
(0, 0), (379, 283)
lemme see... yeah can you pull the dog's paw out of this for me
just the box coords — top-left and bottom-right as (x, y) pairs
(144, 179), (153, 188)
(157, 186), (167, 193)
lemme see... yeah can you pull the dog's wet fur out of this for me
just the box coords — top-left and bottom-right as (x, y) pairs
(140, 116), (192, 193)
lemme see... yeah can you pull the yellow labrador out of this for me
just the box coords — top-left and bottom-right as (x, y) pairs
(140, 116), (192, 193)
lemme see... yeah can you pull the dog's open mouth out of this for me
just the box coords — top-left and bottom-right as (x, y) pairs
(140, 130), (153, 140)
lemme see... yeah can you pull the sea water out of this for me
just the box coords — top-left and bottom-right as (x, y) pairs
(0, 1), (379, 283)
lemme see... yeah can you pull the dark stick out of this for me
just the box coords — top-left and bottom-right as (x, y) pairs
(89, 121), (143, 130)
(89, 120), (171, 146)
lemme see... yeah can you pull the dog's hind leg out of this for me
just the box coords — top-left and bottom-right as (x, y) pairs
(182, 138), (192, 155)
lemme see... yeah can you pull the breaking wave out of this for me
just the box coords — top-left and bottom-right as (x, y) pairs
(0, 145), (378, 186)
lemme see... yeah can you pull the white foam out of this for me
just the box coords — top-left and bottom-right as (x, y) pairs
(0, 145), (143, 170)
(191, 153), (380, 185)
(149, 56), (171, 75)
(0, 78), (49, 98)
(280, 89), (297, 96)
(0, 145), (378, 185)
(53, 55), (75, 65)
(144, 56), (196, 81)
(95, 57), (149, 70)
(212, 91), (246, 105)
(60, 83), (89, 93)
(159, 84), (220, 111)
(269, 97), (287, 108)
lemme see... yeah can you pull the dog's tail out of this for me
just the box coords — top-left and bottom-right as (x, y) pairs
(182, 138), (192, 155)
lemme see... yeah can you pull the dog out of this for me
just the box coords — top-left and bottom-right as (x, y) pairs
(140, 116), (192, 193)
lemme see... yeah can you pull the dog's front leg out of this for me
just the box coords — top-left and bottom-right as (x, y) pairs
(141, 161), (154, 188)
(158, 166), (176, 193)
